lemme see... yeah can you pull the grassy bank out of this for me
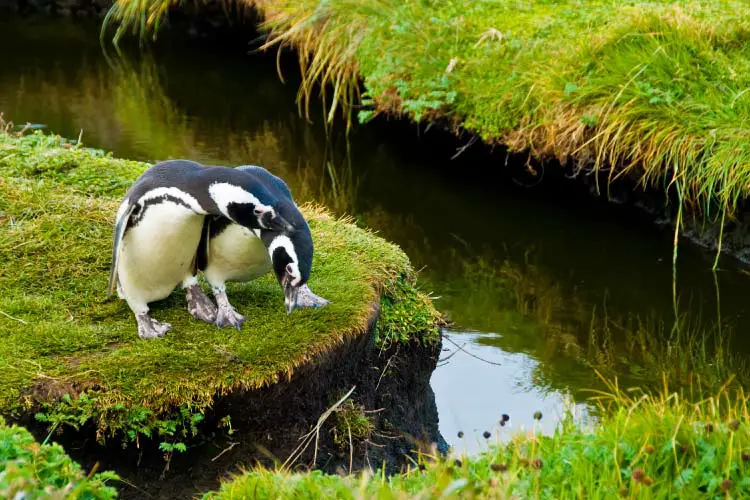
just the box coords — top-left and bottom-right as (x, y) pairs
(106, 0), (750, 226)
(0, 125), (440, 447)
(0, 418), (119, 498)
(204, 381), (750, 499)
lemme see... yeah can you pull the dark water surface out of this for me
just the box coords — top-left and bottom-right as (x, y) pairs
(2, 19), (749, 457)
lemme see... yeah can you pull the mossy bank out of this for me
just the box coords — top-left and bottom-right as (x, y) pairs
(0, 126), (442, 483)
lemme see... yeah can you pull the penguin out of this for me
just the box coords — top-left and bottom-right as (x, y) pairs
(185, 165), (330, 330)
(107, 159), (295, 339)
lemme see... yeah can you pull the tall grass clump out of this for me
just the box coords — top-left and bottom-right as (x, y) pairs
(104, 0), (750, 247)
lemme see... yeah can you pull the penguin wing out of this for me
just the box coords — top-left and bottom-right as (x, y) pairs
(106, 200), (137, 299)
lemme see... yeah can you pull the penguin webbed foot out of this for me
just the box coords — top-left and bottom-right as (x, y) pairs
(136, 314), (172, 339)
(186, 284), (218, 324)
(215, 304), (246, 331)
(296, 284), (331, 309)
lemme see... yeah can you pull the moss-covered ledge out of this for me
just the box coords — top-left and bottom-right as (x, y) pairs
(0, 129), (441, 449)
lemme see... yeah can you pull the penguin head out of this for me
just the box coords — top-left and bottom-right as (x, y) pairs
(208, 182), (294, 232)
(227, 201), (294, 233)
(261, 201), (314, 314)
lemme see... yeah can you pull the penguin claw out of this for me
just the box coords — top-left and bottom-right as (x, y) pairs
(186, 285), (218, 324)
(215, 306), (246, 330)
(136, 314), (172, 339)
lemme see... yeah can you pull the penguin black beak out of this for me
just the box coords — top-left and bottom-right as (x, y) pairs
(263, 212), (294, 232)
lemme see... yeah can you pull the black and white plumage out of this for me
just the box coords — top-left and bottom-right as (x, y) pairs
(187, 165), (330, 330)
(108, 159), (294, 339)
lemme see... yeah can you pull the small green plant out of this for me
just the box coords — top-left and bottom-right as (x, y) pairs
(331, 399), (374, 450)
(375, 275), (442, 348)
(0, 418), (119, 498)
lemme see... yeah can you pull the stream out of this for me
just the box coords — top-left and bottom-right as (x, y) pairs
(2, 18), (749, 461)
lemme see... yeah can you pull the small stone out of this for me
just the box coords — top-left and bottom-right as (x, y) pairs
(457, 431), (464, 438)
(721, 479), (733, 492)
(501, 414), (510, 422)
(500, 420), (506, 427)
(533, 411), (543, 420)
(483, 431), (491, 439)
(454, 459), (462, 468)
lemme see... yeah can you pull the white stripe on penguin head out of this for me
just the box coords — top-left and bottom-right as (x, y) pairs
(139, 187), (208, 214)
(208, 182), (275, 223)
(268, 234), (301, 285)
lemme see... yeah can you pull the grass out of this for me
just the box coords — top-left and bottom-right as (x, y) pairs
(0, 125), (441, 446)
(202, 379), (750, 499)
(0, 417), (119, 499)
(104, 0), (750, 237)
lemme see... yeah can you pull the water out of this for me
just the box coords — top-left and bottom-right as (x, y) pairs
(2, 19), (749, 456)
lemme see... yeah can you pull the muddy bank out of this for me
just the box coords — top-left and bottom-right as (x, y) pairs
(21, 306), (445, 500)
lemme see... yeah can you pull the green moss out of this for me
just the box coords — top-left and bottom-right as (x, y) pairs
(0, 129), (439, 445)
(0, 418), (119, 499)
(330, 399), (374, 451)
(204, 382), (750, 499)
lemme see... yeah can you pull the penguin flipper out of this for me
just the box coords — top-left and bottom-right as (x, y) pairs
(107, 201), (137, 299)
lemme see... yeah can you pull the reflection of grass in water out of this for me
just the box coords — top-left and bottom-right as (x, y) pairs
(6, 47), (362, 214)
(355, 210), (748, 397)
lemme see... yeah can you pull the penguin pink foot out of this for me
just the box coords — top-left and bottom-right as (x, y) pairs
(295, 284), (330, 309)
(186, 284), (217, 324)
(136, 314), (172, 339)
(213, 286), (246, 330)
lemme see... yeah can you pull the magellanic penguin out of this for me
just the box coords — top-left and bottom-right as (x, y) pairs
(107, 159), (295, 339)
(188, 165), (330, 330)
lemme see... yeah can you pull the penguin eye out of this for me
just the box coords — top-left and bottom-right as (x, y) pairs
(285, 263), (294, 275)
(253, 207), (263, 216)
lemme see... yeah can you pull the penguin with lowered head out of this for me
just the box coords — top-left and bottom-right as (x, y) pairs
(108, 159), (295, 339)
(187, 165), (330, 330)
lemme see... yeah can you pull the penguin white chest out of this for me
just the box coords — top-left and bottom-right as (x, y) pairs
(204, 224), (272, 284)
(119, 201), (204, 305)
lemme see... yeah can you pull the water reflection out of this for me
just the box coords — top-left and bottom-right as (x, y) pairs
(1, 19), (749, 452)
(432, 331), (590, 456)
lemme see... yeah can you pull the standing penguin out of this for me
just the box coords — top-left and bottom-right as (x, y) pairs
(187, 165), (330, 330)
(108, 159), (294, 339)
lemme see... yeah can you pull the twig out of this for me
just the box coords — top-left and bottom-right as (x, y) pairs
(442, 334), (503, 366)
(0, 310), (27, 324)
(281, 385), (356, 471)
(211, 441), (238, 462)
(375, 354), (395, 392)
